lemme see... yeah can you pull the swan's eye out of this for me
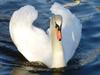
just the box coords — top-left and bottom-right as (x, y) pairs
(55, 22), (59, 28)
(55, 22), (62, 31)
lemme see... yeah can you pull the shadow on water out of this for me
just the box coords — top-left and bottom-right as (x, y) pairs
(11, 67), (62, 75)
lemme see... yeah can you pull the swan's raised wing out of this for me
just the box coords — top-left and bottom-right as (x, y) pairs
(50, 2), (82, 64)
(9, 5), (52, 67)
(61, 10), (82, 63)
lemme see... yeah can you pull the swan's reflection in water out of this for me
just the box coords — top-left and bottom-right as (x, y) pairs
(12, 67), (39, 75)
(52, 73), (62, 75)
(12, 66), (62, 75)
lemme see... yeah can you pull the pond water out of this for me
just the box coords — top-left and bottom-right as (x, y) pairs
(0, 0), (100, 75)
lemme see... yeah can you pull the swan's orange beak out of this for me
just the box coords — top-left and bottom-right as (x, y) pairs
(57, 30), (62, 41)
(55, 20), (62, 41)
(55, 28), (62, 41)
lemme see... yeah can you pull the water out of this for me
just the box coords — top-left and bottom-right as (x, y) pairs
(0, 0), (100, 75)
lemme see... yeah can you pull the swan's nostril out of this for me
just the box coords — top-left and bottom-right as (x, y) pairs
(59, 39), (61, 41)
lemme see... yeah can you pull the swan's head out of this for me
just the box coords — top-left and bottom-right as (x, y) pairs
(50, 15), (65, 68)
(50, 15), (62, 41)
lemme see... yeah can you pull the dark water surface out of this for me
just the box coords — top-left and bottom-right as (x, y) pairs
(0, 0), (100, 75)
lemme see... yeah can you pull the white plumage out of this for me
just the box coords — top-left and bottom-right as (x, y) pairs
(9, 2), (82, 68)
(50, 2), (82, 63)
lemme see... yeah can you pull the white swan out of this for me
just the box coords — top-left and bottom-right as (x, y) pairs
(9, 2), (82, 68)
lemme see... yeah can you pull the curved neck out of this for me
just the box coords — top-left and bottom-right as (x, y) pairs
(50, 28), (65, 68)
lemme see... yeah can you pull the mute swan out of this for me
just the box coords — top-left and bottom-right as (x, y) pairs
(9, 2), (82, 68)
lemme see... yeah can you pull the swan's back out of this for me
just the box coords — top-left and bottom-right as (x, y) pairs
(9, 5), (52, 67)
(50, 3), (82, 63)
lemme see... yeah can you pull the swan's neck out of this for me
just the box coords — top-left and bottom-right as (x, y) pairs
(51, 28), (65, 68)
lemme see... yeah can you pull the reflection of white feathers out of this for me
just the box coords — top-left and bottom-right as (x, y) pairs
(9, 2), (82, 68)
(64, 0), (80, 8)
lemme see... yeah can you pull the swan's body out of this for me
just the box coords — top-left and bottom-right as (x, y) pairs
(9, 2), (82, 68)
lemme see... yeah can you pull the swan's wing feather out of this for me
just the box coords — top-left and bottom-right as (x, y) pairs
(62, 13), (82, 63)
(9, 5), (52, 67)
(50, 2), (82, 64)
